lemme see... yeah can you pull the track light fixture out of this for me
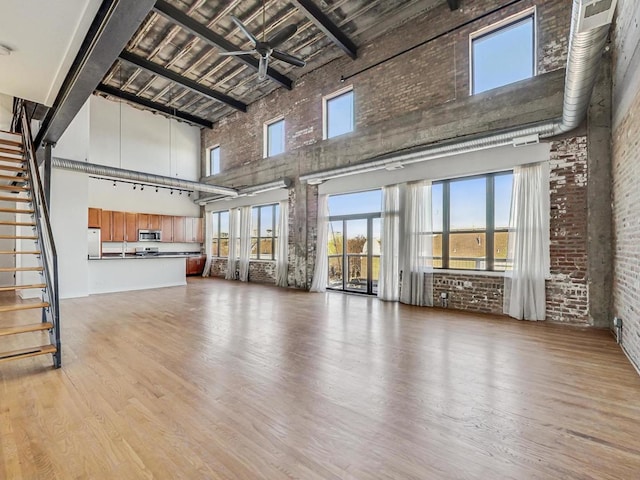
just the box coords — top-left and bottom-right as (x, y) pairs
(89, 176), (193, 197)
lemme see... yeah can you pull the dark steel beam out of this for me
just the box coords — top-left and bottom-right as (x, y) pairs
(153, 0), (294, 90)
(95, 83), (213, 128)
(119, 51), (247, 112)
(36, 0), (157, 148)
(290, 0), (357, 59)
(447, 0), (460, 11)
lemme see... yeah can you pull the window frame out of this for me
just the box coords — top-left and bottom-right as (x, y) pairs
(250, 203), (278, 260)
(211, 210), (230, 258)
(207, 145), (221, 176)
(433, 171), (513, 272)
(469, 8), (537, 95)
(263, 117), (285, 158)
(323, 85), (355, 140)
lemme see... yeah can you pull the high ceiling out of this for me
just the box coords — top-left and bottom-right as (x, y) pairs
(96, 0), (450, 128)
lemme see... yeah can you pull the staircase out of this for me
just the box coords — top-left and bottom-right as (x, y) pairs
(0, 100), (61, 368)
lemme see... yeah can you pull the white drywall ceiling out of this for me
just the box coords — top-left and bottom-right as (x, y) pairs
(0, 0), (101, 106)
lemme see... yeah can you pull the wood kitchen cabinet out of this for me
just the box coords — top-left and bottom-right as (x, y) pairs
(161, 215), (173, 243)
(88, 208), (101, 228)
(172, 216), (186, 243)
(137, 213), (149, 231)
(184, 217), (204, 243)
(100, 210), (113, 241)
(149, 214), (161, 230)
(186, 255), (206, 276)
(112, 211), (125, 241)
(125, 212), (138, 242)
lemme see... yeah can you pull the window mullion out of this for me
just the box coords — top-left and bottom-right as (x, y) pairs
(487, 175), (495, 271)
(443, 181), (450, 270)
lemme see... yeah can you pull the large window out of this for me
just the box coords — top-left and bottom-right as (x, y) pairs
(251, 204), (279, 260)
(208, 146), (220, 175)
(432, 172), (513, 271)
(211, 210), (230, 257)
(324, 87), (354, 139)
(264, 118), (285, 157)
(471, 12), (535, 94)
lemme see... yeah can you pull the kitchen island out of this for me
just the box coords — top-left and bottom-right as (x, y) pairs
(88, 254), (201, 294)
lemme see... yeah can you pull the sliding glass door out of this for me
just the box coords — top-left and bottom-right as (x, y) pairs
(328, 214), (381, 295)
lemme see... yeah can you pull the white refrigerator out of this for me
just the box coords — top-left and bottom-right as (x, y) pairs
(88, 228), (101, 259)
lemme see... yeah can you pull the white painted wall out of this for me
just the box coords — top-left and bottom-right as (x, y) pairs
(50, 169), (89, 298)
(53, 98), (90, 162)
(0, 93), (12, 131)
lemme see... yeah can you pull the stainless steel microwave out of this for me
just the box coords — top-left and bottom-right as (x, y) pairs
(139, 230), (161, 242)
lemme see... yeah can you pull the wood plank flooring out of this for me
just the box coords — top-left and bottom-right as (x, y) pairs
(1, 278), (639, 479)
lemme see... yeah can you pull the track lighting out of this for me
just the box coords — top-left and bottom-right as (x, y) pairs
(133, 184), (137, 190)
(113, 181), (116, 188)
(141, 185), (144, 191)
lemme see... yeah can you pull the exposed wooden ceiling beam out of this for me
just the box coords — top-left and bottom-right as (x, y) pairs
(447, 0), (460, 11)
(119, 51), (247, 112)
(95, 83), (213, 128)
(152, 0), (294, 90)
(290, 0), (357, 59)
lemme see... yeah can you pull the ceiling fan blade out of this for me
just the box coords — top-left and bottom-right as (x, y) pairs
(219, 50), (256, 56)
(267, 24), (297, 48)
(258, 56), (268, 80)
(271, 49), (306, 68)
(230, 15), (258, 45)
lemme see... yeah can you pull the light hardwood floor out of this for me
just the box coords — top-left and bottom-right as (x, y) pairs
(1, 278), (639, 479)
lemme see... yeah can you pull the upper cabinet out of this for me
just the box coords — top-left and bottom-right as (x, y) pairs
(161, 215), (173, 243)
(101, 210), (113, 241)
(88, 208), (101, 228)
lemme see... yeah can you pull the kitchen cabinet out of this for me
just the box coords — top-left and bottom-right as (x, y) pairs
(149, 215), (161, 230)
(161, 215), (173, 243)
(88, 208), (101, 228)
(184, 217), (204, 243)
(137, 214), (149, 231)
(101, 210), (113, 241)
(125, 212), (138, 242)
(186, 255), (206, 276)
(173, 216), (186, 243)
(112, 211), (125, 241)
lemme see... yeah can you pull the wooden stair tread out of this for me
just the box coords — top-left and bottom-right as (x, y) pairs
(0, 195), (31, 202)
(0, 130), (21, 136)
(0, 322), (52, 337)
(0, 174), (28, 182)
(0, 236), (38, 240)
(0, 139), (22, 148)
(0, 251), (41, 255)
(0, 302), (49, 313)
(0, 344), (56, 363)
(0, 266), (42, 272)
(0, 221), (36, 226)
(0, 208), (34, 214)
(0, 165), (28, 172)
(0, 150), (23, 158)
(0, 185), (29, 191)
(0, 284), (46, 292)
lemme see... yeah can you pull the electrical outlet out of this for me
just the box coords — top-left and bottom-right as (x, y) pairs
(613, 317), (622, 328)
(440, 292), (448, 299)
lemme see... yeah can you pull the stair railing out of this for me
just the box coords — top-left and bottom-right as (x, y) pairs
(14, 99), (61, 368)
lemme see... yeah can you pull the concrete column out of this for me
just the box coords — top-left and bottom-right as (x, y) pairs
(586, 53), (613, 328)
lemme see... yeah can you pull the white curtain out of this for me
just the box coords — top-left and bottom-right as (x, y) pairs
(310, 194), (329, 292)
(225, 208), (239, 280)
(276, 200), (289, 287)
(503, 162), (550, 321)
(238, 206), (252, 282)
(400, 181), (433, 306)
(378, 185), (400, 301)
(202, 212), (213, 277)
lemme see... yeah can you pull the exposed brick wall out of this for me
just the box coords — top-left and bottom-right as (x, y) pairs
(209, 258), (276, 284)
(201, 0), (572, 176)
(547, 137), (589, 323)
(612, 0), (640, 370)
(433, 274), (504, 314)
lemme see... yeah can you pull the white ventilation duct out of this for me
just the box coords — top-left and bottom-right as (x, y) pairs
(52, 157), (238, 196)
(301, 0), (617, 184)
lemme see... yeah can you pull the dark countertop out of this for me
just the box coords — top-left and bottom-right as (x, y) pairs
(90, 253), (204, 261)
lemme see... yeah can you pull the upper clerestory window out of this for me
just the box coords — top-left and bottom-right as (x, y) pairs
(471, 11), (536, 95)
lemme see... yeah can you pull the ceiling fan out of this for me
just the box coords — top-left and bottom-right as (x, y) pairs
(220, 3), (306, 81)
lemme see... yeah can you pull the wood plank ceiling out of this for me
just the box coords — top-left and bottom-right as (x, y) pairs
(96, 0), (447, 127)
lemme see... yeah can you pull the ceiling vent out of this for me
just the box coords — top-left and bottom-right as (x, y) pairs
(577, 0), (617, 33)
